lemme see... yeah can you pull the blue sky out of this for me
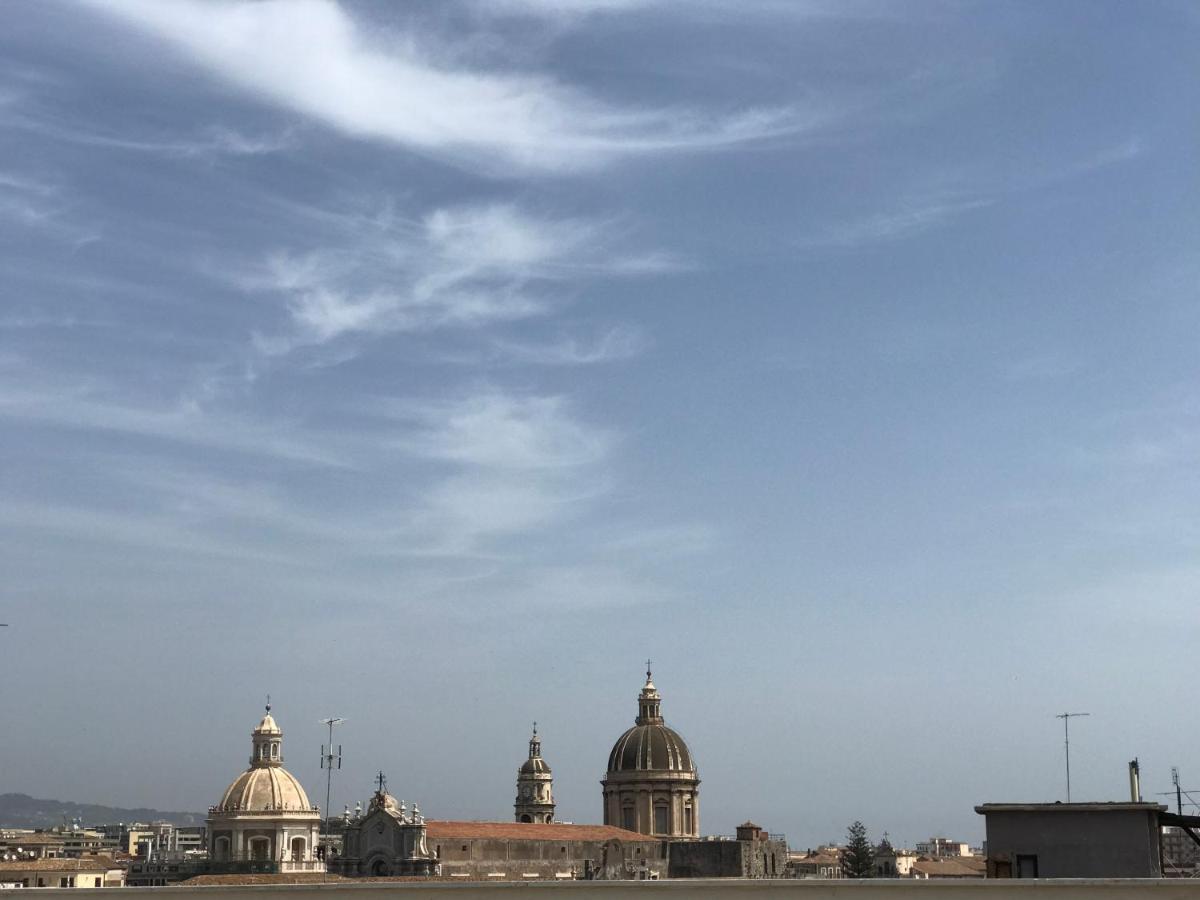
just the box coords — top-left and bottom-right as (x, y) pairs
(2, 0), (1198, 848)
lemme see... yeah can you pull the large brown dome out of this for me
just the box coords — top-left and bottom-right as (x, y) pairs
(607, 721), (695, 773)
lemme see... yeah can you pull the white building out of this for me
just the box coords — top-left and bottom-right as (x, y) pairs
(206, 704), (324, 874)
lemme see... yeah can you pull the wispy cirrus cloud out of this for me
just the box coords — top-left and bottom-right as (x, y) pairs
(14, 118), (295, 158)
(0, 377), (617, 563)
(0, 170), (99, 246)
(488, 326), (647, 366)
(76, 0), (808, 173)
(469, 0), (898, 22)
(801, 195), (993, 249)
(803, 137), (1144, 249)
(246, 202), (656, 355)
(0, 372), (347, 467)
(381, 391), (611, 470)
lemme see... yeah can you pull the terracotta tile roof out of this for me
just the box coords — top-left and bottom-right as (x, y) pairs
(0, 834), (65, 845)
(181, 874), (352, 886)
(181, 874), (477, 886)
(911, 857), (985, 878)
(425, 821), (651, 842)
(0, 858), (115, 873)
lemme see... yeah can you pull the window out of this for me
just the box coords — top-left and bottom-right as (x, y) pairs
(684, 806), (693, 834)
(60, 877), (74, 887)
(249, 837), (270, 861)
(654, 805), (669, 835)
(95, 877), (102, 886)
(622, 808), (636, 831)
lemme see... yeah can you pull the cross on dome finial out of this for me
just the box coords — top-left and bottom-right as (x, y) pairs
(375, 771), (387, 794)
(646, 659), (652, 682)
(532, 721), (537, 736)
(265, 694), (271, 713)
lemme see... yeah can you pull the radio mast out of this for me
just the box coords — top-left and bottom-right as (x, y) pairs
(319, 717), (345, 829)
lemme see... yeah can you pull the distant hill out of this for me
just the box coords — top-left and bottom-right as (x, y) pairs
(0, 793), (204, 828)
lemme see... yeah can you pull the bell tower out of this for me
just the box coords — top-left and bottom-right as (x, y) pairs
(514, 723), (555, 824)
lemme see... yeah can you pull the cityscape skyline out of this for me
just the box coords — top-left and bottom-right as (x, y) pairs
(2, 0), (1197, 853)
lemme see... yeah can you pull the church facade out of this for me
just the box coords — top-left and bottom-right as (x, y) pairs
(334, 779), (438, 877)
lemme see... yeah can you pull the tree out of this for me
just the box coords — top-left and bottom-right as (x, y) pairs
(842, 820), (875, 878)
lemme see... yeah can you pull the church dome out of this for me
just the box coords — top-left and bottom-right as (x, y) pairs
(607, 722), (695, 773)
(605, 669), (697, 775)
(520, 756), (552, 775)
(211, 704), (317, 813)
(218, 766), (314, 812)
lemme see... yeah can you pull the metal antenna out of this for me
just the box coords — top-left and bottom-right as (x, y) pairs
(1155, 768), (1200, 815)
(1055, 712), (1090, 802)
(319, 717), (345, 830)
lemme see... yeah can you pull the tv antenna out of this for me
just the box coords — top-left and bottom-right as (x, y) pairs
(1055, 712), (1090, 802)
(1157, 767), (1200, 816)
(319, 717), (345, 829)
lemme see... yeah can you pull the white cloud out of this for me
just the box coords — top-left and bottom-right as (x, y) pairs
(375, 390), (613, 548)
(77, 0), (805, 173)
(802, 137), (1145, 250)
(0, 377), (347, 467)
(4, 109), (294, 158)
(471, 0), (895, 22)
(382, 391), (610, 471)
(801, 196), (992, 248)
(489, 326), (647, 365)
(248, 202), (653, 353)
(0, 170), (99, 246)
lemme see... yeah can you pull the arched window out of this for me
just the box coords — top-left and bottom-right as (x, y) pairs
(249, 837), (270, 861)
(653, 805), (669, 835)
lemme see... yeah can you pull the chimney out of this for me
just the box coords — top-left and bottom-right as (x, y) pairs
(1128, 758), (1141, 802)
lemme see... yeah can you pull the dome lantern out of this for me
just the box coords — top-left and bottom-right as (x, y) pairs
(637, 660), (663, 725)
(250, 699), (284, 768)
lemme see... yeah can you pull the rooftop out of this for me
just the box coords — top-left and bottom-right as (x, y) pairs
(425, 821), (654, 842)
(975, 802), (1167, 813)
(0, 857), (118, 872)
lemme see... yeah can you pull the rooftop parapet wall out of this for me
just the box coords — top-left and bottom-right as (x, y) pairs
(10, 880), (1200, 899)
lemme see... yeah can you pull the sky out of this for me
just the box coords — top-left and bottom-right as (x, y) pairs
(1, 0), (1198, 850)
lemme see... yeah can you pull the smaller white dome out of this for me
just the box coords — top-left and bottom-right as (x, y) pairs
(218, 766), (314, 812)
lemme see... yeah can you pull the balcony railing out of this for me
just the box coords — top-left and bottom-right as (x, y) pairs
(209, 857), (326, 874)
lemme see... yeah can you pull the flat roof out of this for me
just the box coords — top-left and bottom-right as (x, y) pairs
(975, 802), (1167, 813)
